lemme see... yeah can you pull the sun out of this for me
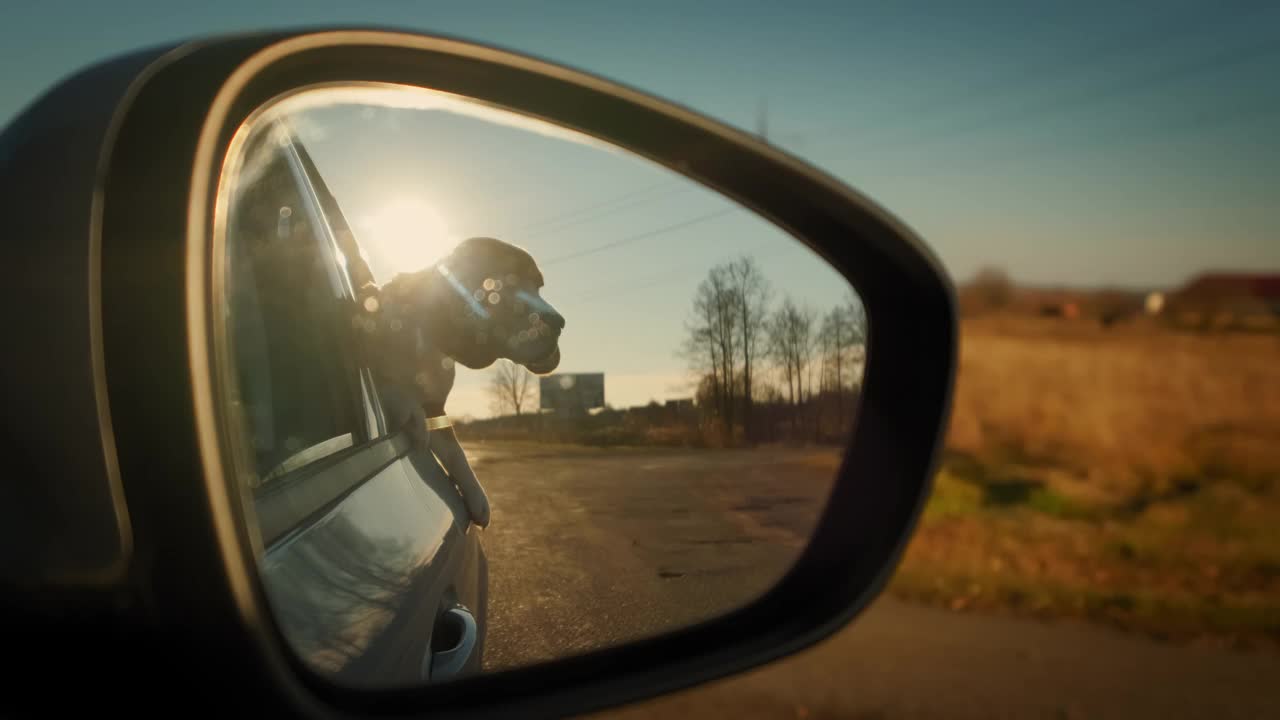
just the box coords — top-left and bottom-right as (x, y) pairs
(357, 196), (456, 276)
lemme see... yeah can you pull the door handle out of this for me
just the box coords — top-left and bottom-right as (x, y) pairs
(423, 604), (478, 682)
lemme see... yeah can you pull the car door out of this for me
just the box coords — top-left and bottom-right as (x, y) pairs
(222, 119), (487, 688)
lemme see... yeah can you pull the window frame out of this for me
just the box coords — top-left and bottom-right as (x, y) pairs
(227, 118), (390, 495)
(287, 129), (391, 442)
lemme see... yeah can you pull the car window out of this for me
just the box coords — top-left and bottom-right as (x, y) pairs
(224, 125), (372, 487)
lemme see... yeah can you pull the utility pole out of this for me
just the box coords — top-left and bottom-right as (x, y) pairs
(756, 96), (769, 143)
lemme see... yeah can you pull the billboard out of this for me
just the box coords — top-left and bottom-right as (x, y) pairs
(539, 373), (605, 413)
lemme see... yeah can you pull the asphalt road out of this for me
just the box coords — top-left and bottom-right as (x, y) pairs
(472, 443), (835, 672)
(468, 443), (1280, 719)
(590, 594), (1280, 720)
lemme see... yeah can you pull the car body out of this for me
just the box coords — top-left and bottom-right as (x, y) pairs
(224, 117), (487, 687)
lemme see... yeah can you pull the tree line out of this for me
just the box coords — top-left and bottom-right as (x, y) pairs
(682, 254), (866, 445)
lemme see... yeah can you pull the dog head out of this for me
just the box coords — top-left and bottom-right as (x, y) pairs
(384, 236), (564, 374)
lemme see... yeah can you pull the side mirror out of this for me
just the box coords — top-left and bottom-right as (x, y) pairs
(0, 28), (956, 719)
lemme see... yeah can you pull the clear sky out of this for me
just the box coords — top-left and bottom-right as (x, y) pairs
(5, 0), (1278, 417)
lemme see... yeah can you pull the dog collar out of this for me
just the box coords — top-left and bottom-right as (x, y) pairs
(425, 415), (453, 430)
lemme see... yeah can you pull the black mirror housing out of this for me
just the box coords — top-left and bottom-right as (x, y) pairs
(0, 28), (956, 720)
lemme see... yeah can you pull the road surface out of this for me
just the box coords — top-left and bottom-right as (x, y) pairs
(467, 442), (1280, 719)
(472, 442), (834, 671)
(587, 594), (1280, 720)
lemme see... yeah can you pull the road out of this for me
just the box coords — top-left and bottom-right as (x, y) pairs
(589, 594), (1280, 720)
(468, 443), (1280, 719)
(472, 443), (834, 671)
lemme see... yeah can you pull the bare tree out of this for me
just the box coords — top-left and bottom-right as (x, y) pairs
(710, 266), (739, 433)
(488, 359), (535, 416)
(845, 291), (868, 346)
(768, 297), (815, 434)
(798, 304), (818, 406)
(768, 299), (796, 408)
(802, 304), (821, 438)
(681, 321), (719, 408)
(686, 265), (739, 439)
(818, 308), (843, 394)
(726, 255), (771, 443)
(964, 266), (1015, 314)
(819, 293), (868, 429)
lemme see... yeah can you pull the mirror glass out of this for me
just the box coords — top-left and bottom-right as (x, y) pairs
(213, 82), (868, 688)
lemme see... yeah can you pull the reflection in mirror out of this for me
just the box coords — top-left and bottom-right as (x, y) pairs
(213, 83), (867, 688)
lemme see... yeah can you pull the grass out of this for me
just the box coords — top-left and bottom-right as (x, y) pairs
(889, 315), (1280, 650)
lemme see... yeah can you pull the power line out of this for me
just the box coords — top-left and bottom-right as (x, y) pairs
(822, 40), (1280, 160)
(521, 183), (696, 239)
(562, 237), (790, 305)
(868, 94), (1280, 183)
(505, 11), (1276, 283)
(505, 7), (1271, 250)
(557, 97), (1280, 307)
(777, 3), (1275, 145)
(513, 180), (685, 236)
(542, 207), (736, 266)
(538, 92), (1279, 309)
(512, 9), (1269, 248)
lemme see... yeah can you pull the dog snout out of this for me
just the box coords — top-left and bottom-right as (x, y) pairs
(543, 308), (565, 332)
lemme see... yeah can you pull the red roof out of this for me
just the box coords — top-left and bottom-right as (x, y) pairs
(1176, 273), (1280, 301)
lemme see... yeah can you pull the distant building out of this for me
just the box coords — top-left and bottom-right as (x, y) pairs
(621, 397), (695, 419)
(539, 373), (605, 416)
(664, 398), (695, 416)
(1164, 272), (1280, 328)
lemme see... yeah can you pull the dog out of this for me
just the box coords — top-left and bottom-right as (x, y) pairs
(350, 236), (565, 527)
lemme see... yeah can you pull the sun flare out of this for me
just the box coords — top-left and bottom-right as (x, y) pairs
(357, 196), (456, 276)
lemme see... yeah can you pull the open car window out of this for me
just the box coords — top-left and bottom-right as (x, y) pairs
(224, 121), (373, 488)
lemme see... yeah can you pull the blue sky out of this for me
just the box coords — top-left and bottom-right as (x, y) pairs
(5, 0), (1279, 415)
(5, 1), (1276, 286)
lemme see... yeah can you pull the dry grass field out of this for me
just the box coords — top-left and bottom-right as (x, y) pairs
(891, 315), (1280, 648)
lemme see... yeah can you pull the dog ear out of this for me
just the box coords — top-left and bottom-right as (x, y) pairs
(448, 236), (536, 278)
